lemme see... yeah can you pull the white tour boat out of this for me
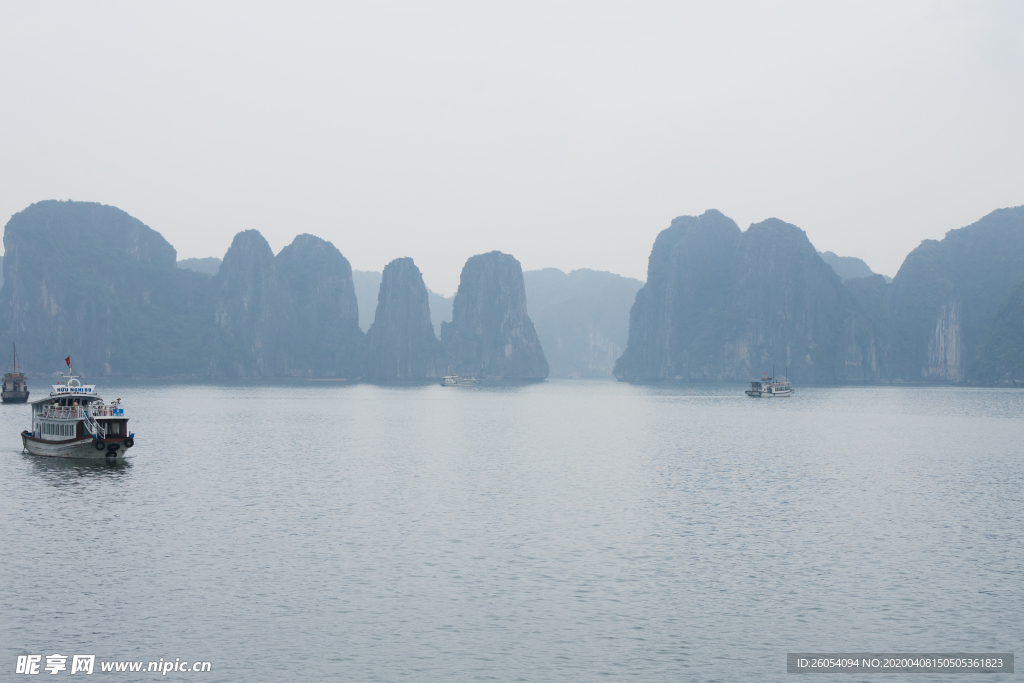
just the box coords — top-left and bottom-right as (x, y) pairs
(440, 375), (480, 386)
(21, 372), (135, 459)
(745, 368), (793, 398)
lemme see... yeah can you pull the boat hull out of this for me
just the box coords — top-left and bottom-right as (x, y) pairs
(2, 390), (29, 403)
(21, 432), (128, 460)
(745, 389), (793, 397)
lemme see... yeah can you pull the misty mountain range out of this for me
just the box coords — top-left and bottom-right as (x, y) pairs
(3, 199), (1023, 384)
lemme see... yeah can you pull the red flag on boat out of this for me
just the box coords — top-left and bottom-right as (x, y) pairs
(65, 356), (71, 367)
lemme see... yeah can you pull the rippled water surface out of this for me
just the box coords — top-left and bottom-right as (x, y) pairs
(2, 381), (1022, 681)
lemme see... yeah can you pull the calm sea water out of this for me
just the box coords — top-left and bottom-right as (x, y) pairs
(1, 380), (1022, 681)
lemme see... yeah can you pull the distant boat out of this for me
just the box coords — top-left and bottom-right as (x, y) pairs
(440, 375), (480, 386)
(1, 344), (29, 404)
(567, 373), (580, 379)
(746, 367), (793, 398)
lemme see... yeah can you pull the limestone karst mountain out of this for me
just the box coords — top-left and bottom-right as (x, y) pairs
(364, 258), (443, 379)
(970, 278), (1024, 384)
(615, 207), (1024, 383)
(523, 268), (642, 378)
(441, 251), (548, 379)
(0, 200), (215, 376)
(614, 210), (883, 381)
(353, 268), (452, 337)
(212, 230), (277, 376)
(0, 201), (364, 378)
(3, 199), (1023, 383)
(271, 234), (363, 378)
(890, 206), (1024, 381)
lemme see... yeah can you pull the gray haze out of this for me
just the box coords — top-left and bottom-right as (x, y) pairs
(1, 2), (1022, 293)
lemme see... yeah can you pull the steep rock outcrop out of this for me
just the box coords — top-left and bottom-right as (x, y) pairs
(0, 200), (214, 376)
(889, 206), (1024, 381)
(524, 268), (643, 377)
(213, 230), (277, 377)
(441, 251), (548, 379)
(273, 234), (363, 378)
(364, 258), (442, 379)
(0, 200), (368, 378)
(971, 278), (1024, 383)
(614, 210), (741, 380)
(614, 210), (887, 381)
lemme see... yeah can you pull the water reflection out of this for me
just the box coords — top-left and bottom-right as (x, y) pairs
(26, 453), (132, 487)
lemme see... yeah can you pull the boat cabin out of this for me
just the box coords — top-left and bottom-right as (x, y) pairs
(29, 382), (127, 442)
(3, 374), (26, 393)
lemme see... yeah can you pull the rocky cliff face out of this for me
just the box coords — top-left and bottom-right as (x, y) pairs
(214, 231), (364, 378)
(889, 206), (1024, 381)
(971, 278), (1024, 383)
(442, 251), (548, 379)
(0, 200), (214, 376)
(616, 206), (1024, 383)
(364, 258), (442, 379)
(614, 210), (886, 381)
(524, 268), (643, 377)
(272, 234), (363, 377)
(0, 201), (366, 378)
(213, 230), (277, 376)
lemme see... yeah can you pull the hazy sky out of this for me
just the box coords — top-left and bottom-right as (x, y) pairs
(2, 2), (1022, 293)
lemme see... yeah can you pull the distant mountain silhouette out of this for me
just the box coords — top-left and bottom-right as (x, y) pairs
(616, 207), (1024, 383)
(0, 201), (363, 378)
(818, 251), (891, 283)
(524, 268), (642, 377)
(3, 199), (1022, 383)
(352, 270), (382, 332)
(177, 257), (221, 275)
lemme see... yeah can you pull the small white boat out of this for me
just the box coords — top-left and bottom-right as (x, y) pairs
(440, 375), (480, 386)
(21, 371), (135, 459)
(746, 369), (793, 398)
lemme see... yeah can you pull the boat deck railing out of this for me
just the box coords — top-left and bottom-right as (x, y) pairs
(40, 405), (125, 419)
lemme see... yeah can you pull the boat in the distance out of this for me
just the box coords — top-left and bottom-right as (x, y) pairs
(440, 375), (480, 386)
(745, 368), (793, 398)
(2, 344), (29, 404)
(21, 369), (135, 459)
